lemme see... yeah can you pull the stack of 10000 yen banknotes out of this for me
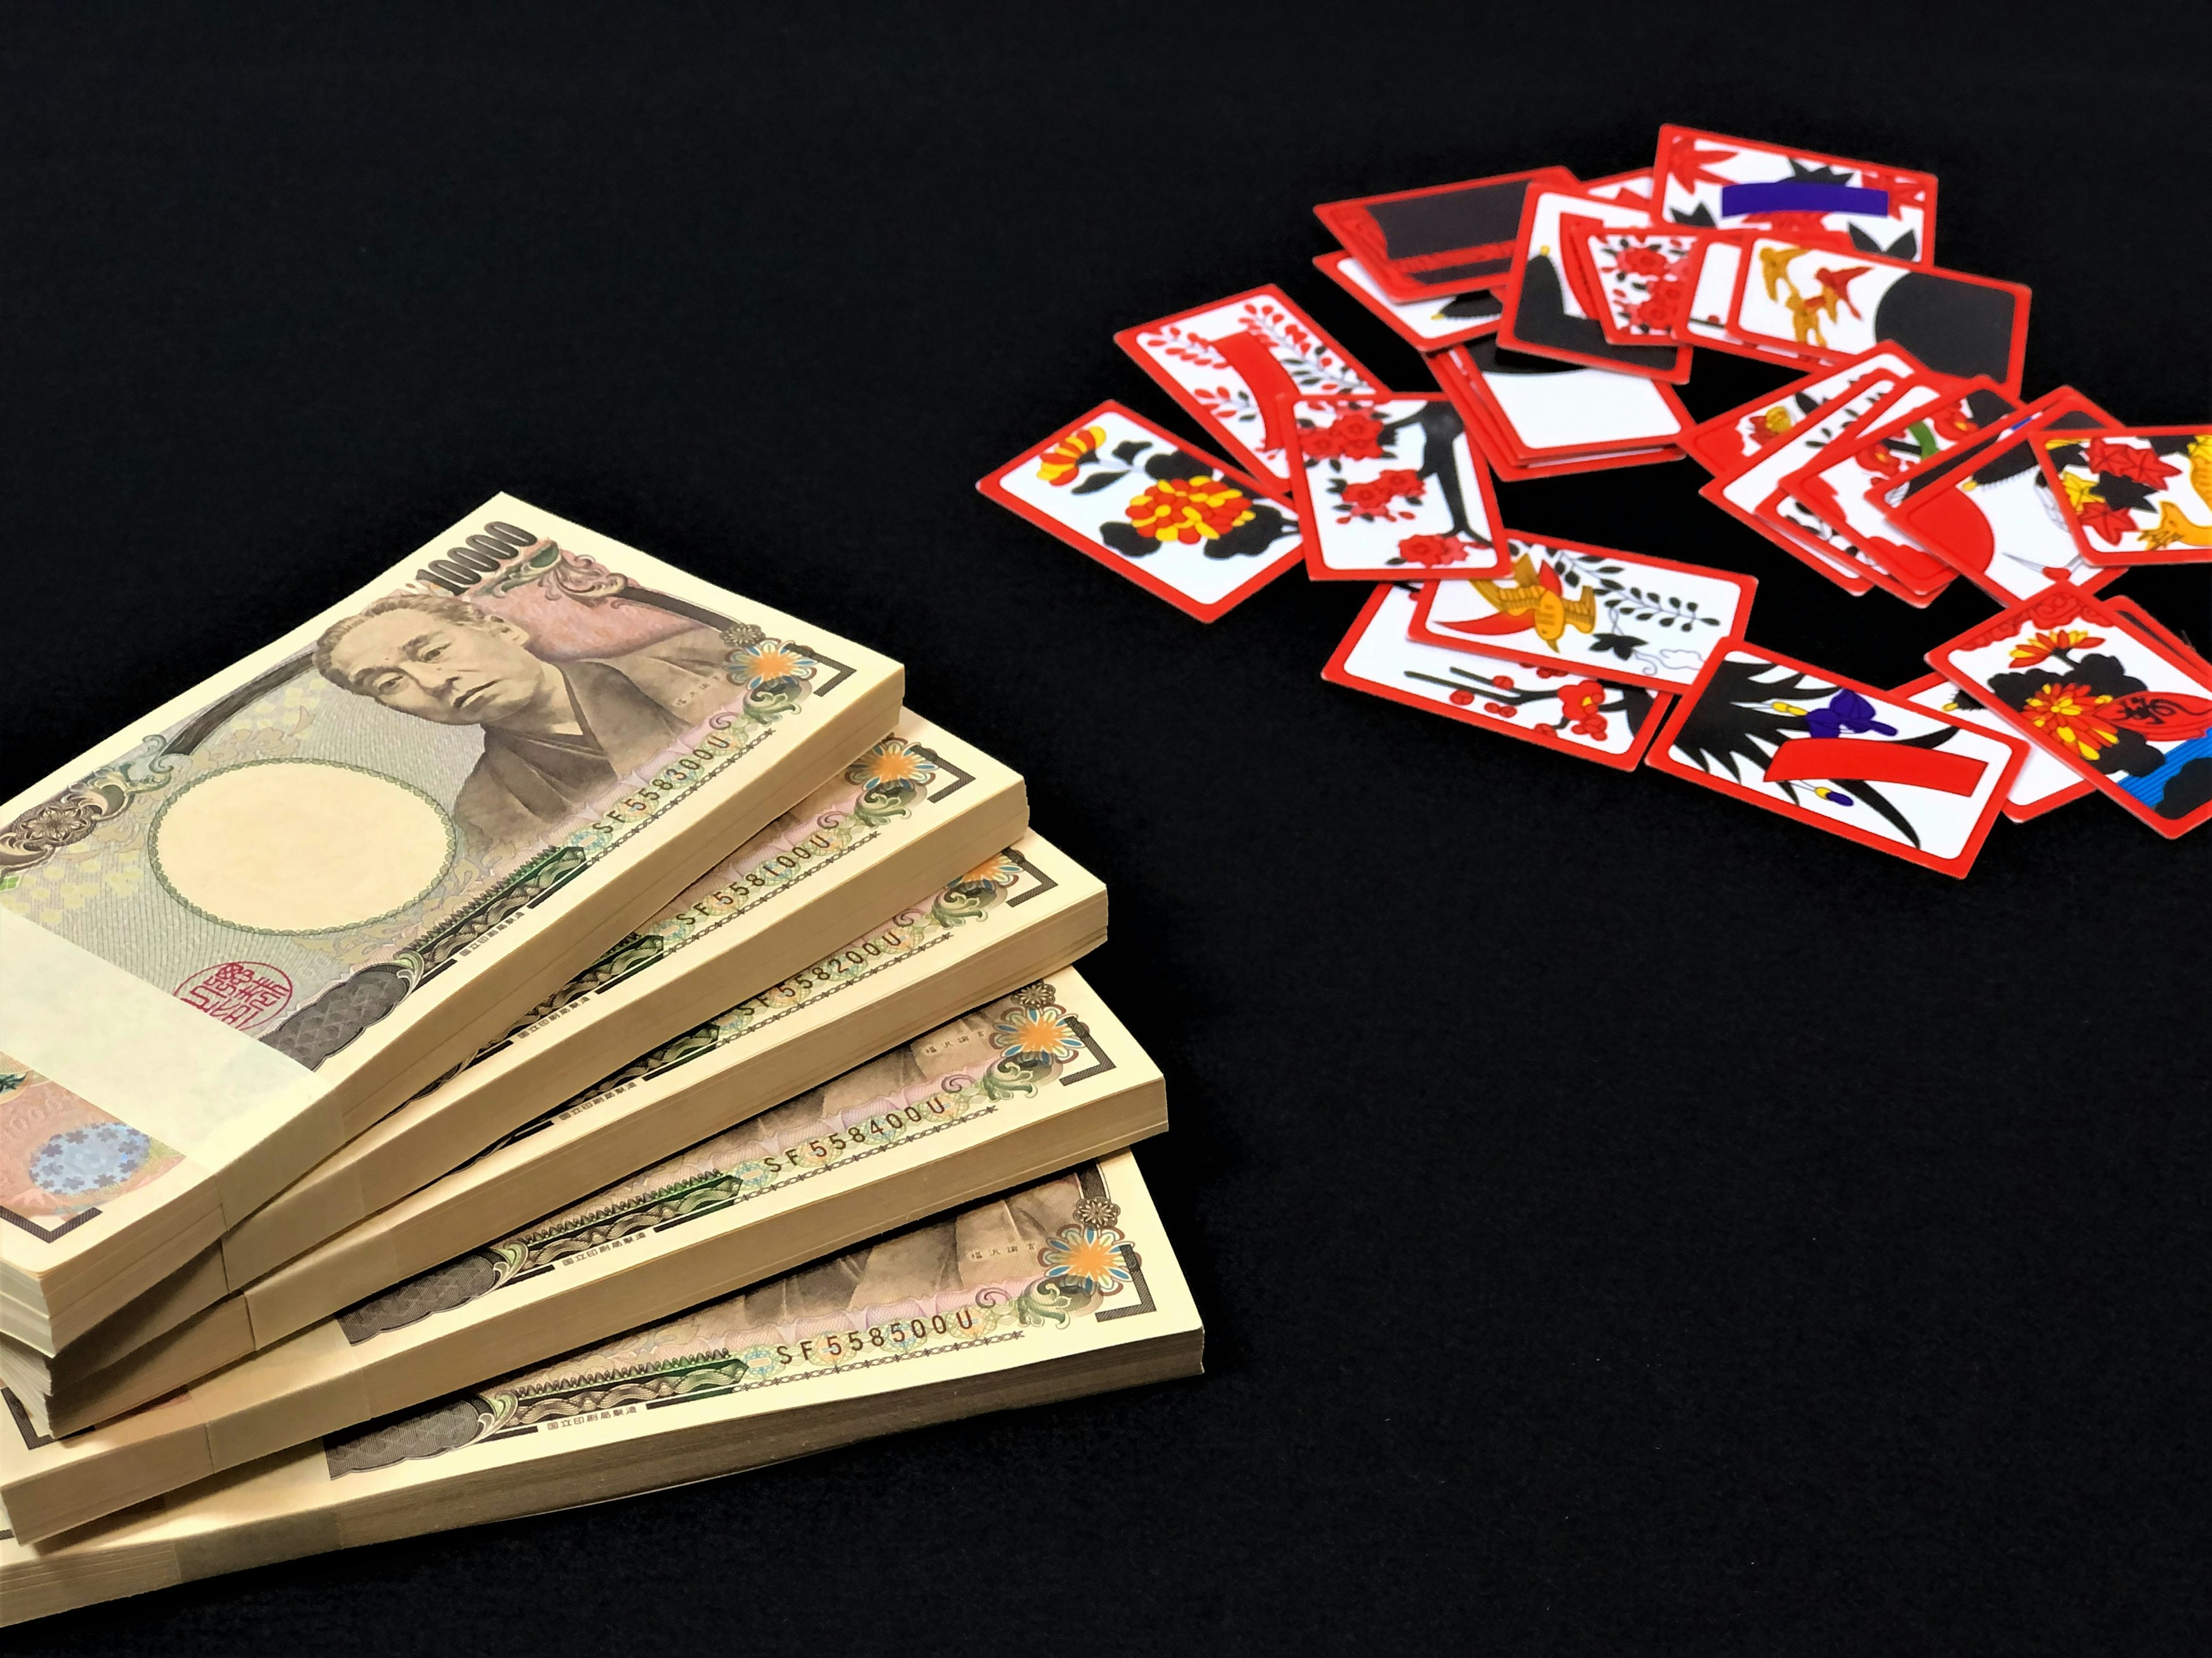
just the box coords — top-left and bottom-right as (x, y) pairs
(0, 496), (1200, 1623)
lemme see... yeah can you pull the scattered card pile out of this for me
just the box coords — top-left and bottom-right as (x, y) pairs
(983, 126), (2212, 862)
(0, 496), (1200, 1623)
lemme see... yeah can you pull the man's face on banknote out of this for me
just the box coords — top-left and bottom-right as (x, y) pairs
(323, 603), (566, 729)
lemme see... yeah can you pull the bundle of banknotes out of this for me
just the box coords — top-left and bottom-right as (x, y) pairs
(0, 496), (1199, 1623)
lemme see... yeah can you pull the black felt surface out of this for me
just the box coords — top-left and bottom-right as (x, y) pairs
(7, 5), (2208, 1653)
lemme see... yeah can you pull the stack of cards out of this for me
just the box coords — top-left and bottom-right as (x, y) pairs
(3, 500), (1201, 1623)
(980, 123), (2207, 867)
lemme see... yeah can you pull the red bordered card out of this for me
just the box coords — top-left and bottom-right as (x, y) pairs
(1437, 356), (1684, 481)
(1498, 180), (1693, 382)
(1322, 582), (1673, 770)
(1680, 345), (1925, 475)
(1433, 340), (1692, 464)
(1115, 287), (1386, 499)
(1313, 167), (1574, 302)
(1646, 644), (2027, 876)
(1777, 376), (2020, 598)
(978, 400), (1306, 623)
(1563, 216), (1726, 348)
(1722, 236), (2029, 393)
(1878, 390), (2124, 603)
(1281, 394), (1507, 582)
(1892, 671), (2093, 824)
(2030, 427), (2212, 567)
(1926, 588), (2212, 839)
(1407, 532), (1754, 694)
(1312, 251), (1502, 351)
(1653, 124), (1938, 268)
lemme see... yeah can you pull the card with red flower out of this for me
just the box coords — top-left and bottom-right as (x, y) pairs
(1432, 340), (1692, 465)
(1722, 237), (2029, 392)
(1646, 646), (2026, 877)
(1312, 252), (1502, 351)
(978, 401), (1306, 623)
(1654, 125), (1938, 268)
(1321, 582), (1672, 771)
(1926, 589), (2212, 839)
(1892, 672), (2094, 824)
(1410, 533), (1753, 692)
(1313, 167), (1575, 303)
(1876, 389), (2124, 604)
(1776, 377), (2020, 598)
(1497, 182), (1694, 382)
(1115, 288), (1384, 498)
(2032, 427), (2212, 567)
(1562, 217), (1720, 347)
(1281, 394), (1506, 582)
(1699, 371), (1937, 595)
(1680, 346), (1927, 475)
(1434, 356), (1683, 481)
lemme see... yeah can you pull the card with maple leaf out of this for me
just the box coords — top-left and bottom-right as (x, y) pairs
(1653, 124), (1938, 268)
(2035, 427), (2212, 566)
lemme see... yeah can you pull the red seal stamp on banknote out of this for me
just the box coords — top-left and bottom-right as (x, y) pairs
(174, 961), (294, 1031)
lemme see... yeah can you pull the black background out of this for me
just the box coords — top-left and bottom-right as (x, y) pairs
(7, 5), (2209, 1652)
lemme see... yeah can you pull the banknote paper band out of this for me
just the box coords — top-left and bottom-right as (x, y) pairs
(0, 909), (325, 1221)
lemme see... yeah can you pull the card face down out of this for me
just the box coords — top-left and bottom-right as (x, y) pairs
(1285, 395), (1506, 581)
(1410, 533), (1753, 691)
(1928, 590), (2212, 839)
(2035, 428), (2212, 566)
(1498, 184), (1692, 381)
(1655, 124), (1937, 266)
(1682, 346), (1924, 473)
(1116, 287), (1383, 494)
(1439, 340), (1693, 461)
(1894, 672), (2093, 822)
(1881, 394), (2122, 602)
(1728, 237), (2029, 391)
(1323, 582), (1672, 769)
(1648, 646), (2025, 875)
(1314, 252), (1503, 350)
(979, 401), (1306, 621)
(1315, 168), (1573, 301)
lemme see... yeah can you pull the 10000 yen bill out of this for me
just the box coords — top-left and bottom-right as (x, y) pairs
(2, 495), (901, 1349)
(0, 1150), (1202, 1627)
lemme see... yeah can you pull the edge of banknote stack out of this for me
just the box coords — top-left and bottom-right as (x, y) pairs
(0, 497), (1201, 1622)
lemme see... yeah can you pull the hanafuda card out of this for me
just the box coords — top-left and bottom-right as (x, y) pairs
(1647, 646), (2027, 875)
(1282, 394), (1506, 582)
(1323, 582), (1672, 770)
(979, 401), (1306, 621)
(1410, 533), (1753, 692)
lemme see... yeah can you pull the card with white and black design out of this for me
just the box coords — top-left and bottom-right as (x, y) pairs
(1655, 125), (1937, 266)
(1314, 168), (1574, 301)
(1313, 252), (1502, 350)
(1435, 339), (1692, 462)
(1409, 532), (1753, 692)
(1115, 287), (1384, 494)
(1778, 377), (2021, 597)
(1726, 237), (2029, 391)
(1497, 182), (1692, 381)
(1878, 390), (2124, 602)
(1893, 671), (2093, 823)
(1321, 582), (1672, 770)
(2033, 427), (2212, 567)
(1681, 344), (1926, 473)
(1647, 646), (2025, 877)
(1283, 394), (1506, 581)
(979, 401), (1306, 621)
(1928, 590), (2212, 839)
